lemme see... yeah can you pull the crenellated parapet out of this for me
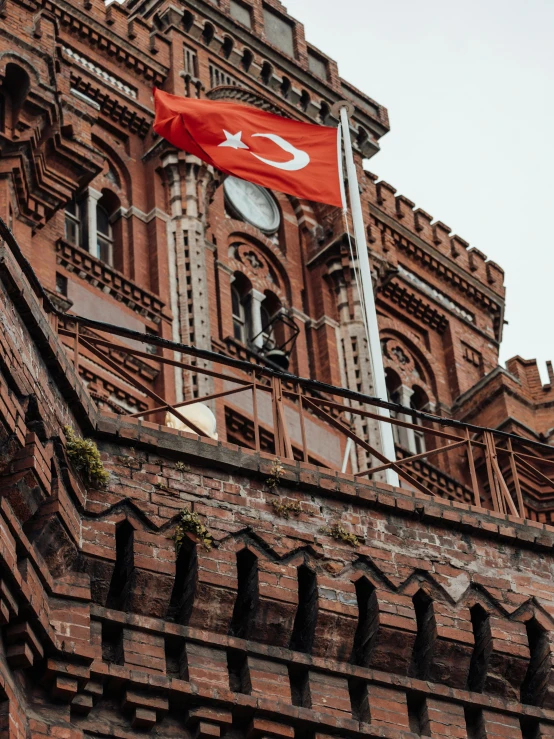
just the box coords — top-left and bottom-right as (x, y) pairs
(364, 171), (506, 300)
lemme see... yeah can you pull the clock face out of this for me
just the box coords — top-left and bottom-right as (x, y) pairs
(224, 176), (280, 234)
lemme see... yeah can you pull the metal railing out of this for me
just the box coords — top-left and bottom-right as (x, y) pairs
(55, 313), (554, 521)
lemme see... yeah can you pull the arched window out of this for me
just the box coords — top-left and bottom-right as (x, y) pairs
(259, 291), (282, 350)
(261, 62), (273, 86)
(96, 202), (114, 265)
(0, 92), (5, 133)
(410, 386), (430, 455)
(64, 199), (85, 248)
(221, 36), (233, 59)
(231, 272), (252, 344)
(232, 285), (246, 342)
(0, 63), (30, 134)
(385, 369), (402, 446)
(242, 48), (254, 72)
(202, 22), (214, 45)
(64, 188), (121, 268)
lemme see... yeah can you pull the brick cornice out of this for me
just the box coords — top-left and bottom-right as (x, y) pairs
(369, 203), (505, 318)
(45, 0), (168, 86)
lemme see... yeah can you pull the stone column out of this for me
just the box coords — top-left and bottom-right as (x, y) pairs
(86, 187), (102, 258)
(248, 288), (266, 348)
(161, 153), (214, 402)
(396, 385), (417, 453)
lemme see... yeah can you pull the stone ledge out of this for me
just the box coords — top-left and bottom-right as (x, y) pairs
(96, 412), (554, 553)
(88, 605), (552, 726)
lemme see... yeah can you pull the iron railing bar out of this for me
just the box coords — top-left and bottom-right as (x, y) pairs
(60, 329), (255, 387)
(356, 438), (467, 476)
(129, 385), (254, 419)
(57, 313), (554, 455)
(510, 450), (554, 467)
(302, 395), (464, 442)
(79, 337), (206, 437)
(302, 398), (436, 497)
(515, 456), (554, 489)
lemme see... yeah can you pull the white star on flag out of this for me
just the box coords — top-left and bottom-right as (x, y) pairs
(218, 130), (250, 149)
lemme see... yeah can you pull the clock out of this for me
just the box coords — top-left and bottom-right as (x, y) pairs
(224, 176), (280, 234)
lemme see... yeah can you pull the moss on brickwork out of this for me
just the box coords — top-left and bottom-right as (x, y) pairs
(320, 522), (360, 547)
(64, 426), (110, 488)
(173, 507), (213, 553)
(266, 460), (284, 491)
(272, 499), (301, 519)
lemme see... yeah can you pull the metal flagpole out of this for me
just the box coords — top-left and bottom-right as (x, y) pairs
(335, 102), (400, 488)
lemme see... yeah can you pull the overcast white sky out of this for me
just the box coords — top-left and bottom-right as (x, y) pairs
(285, 0), (554, 380)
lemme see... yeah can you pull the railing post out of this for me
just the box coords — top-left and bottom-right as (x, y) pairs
(298, 385), (308, 463)
(73, 323), (80, 374)
(508, 438), (526, 518)
(484, 431), (502, 513)
(465, 428), (481, 508)
(271, 375), (293, 460)
(252, 369), (260, 453)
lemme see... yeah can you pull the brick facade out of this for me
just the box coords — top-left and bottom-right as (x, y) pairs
(0, 246), (554, 738)
(1, 0), (554, 736)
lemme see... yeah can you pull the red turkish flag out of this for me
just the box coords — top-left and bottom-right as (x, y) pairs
(153, 88), (342, 207)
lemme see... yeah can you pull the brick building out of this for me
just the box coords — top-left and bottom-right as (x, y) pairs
(1, 1), (554, 738)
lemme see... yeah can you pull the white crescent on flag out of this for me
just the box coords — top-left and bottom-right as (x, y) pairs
(218, 130), (310, 172)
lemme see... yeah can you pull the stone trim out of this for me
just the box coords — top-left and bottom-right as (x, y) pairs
(55, 238), (168, 325)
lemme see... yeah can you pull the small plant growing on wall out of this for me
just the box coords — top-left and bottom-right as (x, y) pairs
(173, 507), (213, 553)
(266, 460), (284, 491)
(64, 426), (110, 488)
(272, 499), (302, 519)
(319, 522), (360, 548)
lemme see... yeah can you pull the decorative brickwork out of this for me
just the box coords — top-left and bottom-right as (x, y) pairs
(1, 0), (554, 736)
(0, 245), (554, 739)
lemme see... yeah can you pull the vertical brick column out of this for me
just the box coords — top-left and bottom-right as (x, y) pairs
(364, 685), (410, 730)
(428, 602), (474, 688)
(187, 548), (237, 634)
(250, 560), (298, 647)
(246, 656), (291, 703)
(307, 672), (351, 717)
(485, 617), (530, 699)
(423, 698), (467, 739)
(123, 628), (165, 674)
(185, 643), (229, 691)
(367, 589), (417, 675)
(312, 576), (358, 661)
(481, 711), (522, 739)
(125, 529), (175, 618)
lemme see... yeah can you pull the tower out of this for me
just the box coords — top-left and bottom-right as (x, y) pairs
(1, 2), (554, 739)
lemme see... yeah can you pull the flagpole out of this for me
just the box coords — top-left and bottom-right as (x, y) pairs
(336, 103), (400, 488)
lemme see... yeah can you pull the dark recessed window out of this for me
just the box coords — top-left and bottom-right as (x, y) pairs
(230, 0), (252, 28)
(263, 6), (294, 57)
(56, 273), (68, 297)
(65, 199), (84, 248)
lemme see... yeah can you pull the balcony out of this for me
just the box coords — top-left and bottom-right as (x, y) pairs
(55, 311), (554, 523)
(55, 238), (169, 326)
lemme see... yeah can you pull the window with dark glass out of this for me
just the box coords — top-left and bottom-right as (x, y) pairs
(64, 200), (83, 247)
(410, 386), (430, 455)
(96, 203), (113, 265)
(56, 273), (68, 297)
(232, 285), (246, 342)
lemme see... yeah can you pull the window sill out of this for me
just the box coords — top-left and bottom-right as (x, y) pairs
(55, 238), (169, 325)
